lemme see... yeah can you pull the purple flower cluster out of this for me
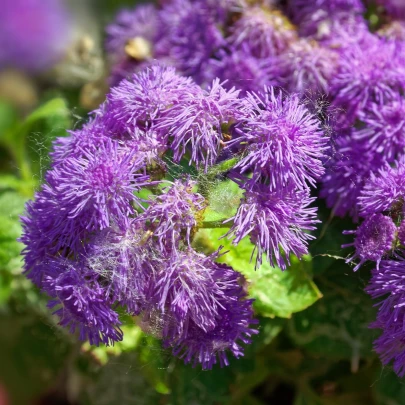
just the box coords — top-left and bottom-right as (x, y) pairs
(0, 0), (72, 72)
(21, 64), (326, 367)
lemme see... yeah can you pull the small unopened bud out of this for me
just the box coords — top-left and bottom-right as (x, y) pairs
(125, 37), (152, 60)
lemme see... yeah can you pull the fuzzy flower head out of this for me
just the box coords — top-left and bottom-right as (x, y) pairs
(52, 138), (149, 232)
(104, 65), (199, 135)
(161, 79), (242, 169)
(343, 214), (396, 271)
(0, 0), (72, 71)
(226, 181), (318, 269)
(106, 5), (159, 61)
(228, 6), (297, 58)
(330, 38), (405, 121)
(353, 95), (405, 162)
(230, 87), (327, 190)
(43, 259), (123, 346)
(359, 158), (405, 217)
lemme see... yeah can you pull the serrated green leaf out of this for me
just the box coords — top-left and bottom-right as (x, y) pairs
(193, 228), (322, 318)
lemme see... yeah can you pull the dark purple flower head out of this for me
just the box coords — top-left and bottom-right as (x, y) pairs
(330, 37), (405, 121)
(43, 259), (123, 346)
(226, 181), (318, 269)
(162, 79), (242, 169)
(353, 95), (405, 162)
(398, 222), (405, 246)
(158, 0), (225, 81)
(359, 158), (405, 217)
(0, 0), (72, 71)
(106, 5), (160, 61)
(137, 179), (206, 251)
(165, 260), (258, 369)
(228, 6), (297, 58)
(343, 214), (396, 271)
(52, 138), (149, 232)
(204, 46), (281, 96)
(321, 132), (385, 218)
(230, 87), (327, 190)
(104, 65), (199, 134)
(277, 39), (339, 95)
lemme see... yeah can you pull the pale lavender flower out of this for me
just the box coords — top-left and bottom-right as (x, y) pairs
(343, 214), (396, 270)
(230, 87), (327, 190)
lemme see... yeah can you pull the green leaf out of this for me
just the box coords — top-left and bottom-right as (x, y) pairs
(287, 262), (376, 365)
(373, 369), (405, 405)
(193, 228), (322, 318)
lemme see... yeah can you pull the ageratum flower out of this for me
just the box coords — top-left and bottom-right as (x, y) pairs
(277, 39), (339, 95)
(106, 4), (160, 61)
(366, 258), (405, 377)
(137, 179), (205, 251)
(226, 181), (318, 269)
(358, 158), (405, 217)
(43, 258), (123, 346)
(161, 79), (242, 169)
(104, 65), (199, 134)
(330, 37), (405, 122)
(230, 86), (327, 190)
(227, 6), (297, 58)
(353, 95), (405, 162)
(0, 0), (72, 71)
(342, 214), (396, 270)
(166, 261), (258, 369)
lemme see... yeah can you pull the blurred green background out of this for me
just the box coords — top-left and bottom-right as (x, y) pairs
(1, 1), (405, 404)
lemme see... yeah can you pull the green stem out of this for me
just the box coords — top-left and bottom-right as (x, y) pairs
(200, 220), (233, 229)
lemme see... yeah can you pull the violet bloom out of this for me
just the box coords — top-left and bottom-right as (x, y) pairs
(330, 37), (405, 122)
(43, 259), (123, 346)
(353, 95), (405, 161)
(161, 79), (242, 169)
(158, 0), (225, 81)
(52, 138), (149, 232)
(0, 0), (71, 71)
(226, 182), (318, 270)
(376, 0), (405, 20)
(358, 158), (405, 217)
(230, 87), (327, 190)
(165, 260), (258, 369)
(277, 39), (339, 95)
(204, 46), (281, 96)
(342, 214), (396, 271)
(104, 65), (199, 135)
(227, 6), (297, 58)
(321, 132), (385, 218)
(106, 5), (160, 61)
(137, 179), (206, 251)
(399, 222), (405, 246)
(366, 259), (405, 377)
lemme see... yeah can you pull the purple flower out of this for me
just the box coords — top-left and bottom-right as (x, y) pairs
(228, 6), (297, 58)
(43, 258), (123, 346)
(230, 87), (327, 190)
(52, 138), (149, 232)
(343, 214), (396, 270)
(106, 5), (160, 60)
(358, 158), (405, 217)
(376, 0), (405, 20)
(203, 46), (281, 96)
(226, 182), (318, 269)
(104, 65), (199, 134)
(161, 79), (242, 169)
(0, 0), (71, 71)
(164, 261), (258, 369)
(330, 37), (405, 121)
(277, 39), (339, 95)
(353, 95), (405, 162)
(366, 259), (405, 376)
(321, 133), (385, 218)
(137, 179), (206, 251)
(398, 222), (405, 246)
